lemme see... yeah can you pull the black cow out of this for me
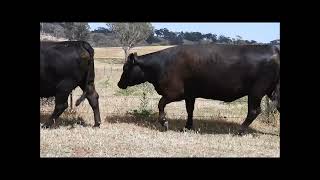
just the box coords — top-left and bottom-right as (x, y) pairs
(40, 41), (101, 128)
(118, 44), (280, 134)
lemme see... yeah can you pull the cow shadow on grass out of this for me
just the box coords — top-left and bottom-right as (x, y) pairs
(40, 111), (90, 129)
(105, 115), (279, 136)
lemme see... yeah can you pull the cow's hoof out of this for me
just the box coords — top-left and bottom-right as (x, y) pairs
(41, 122), (53, 129)
(163, 121), (168, 130)
(41, 124), (49, 129)
(236, 127), (247, 136)
(75, 98), (84, 106)
(181, 128), (196, 133)
(160, 121), (168, 132)
(75, 100), (81, 106)
(93, 124), (100, 128)
(180, 126), (192, 132)
(235, 131), (244, 136)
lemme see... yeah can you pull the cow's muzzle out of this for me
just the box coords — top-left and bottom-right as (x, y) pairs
(117, 82), (127, 89)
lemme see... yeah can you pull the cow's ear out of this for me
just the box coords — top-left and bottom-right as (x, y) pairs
(128, 52), (140, 65)
(128, 53), (135, 64)
(132, 52), (138, 64)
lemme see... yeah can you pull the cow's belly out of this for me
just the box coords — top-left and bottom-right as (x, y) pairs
(40, 80), (57, 98)
(184, 80), (249, 102)
(198, 93), (247, 102)
(40, 87), (56, 98)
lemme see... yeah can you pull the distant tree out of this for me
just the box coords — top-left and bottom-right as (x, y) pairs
(42, 23), (57, 34)
(168, 32), (183, 45)
(176, 34), (184, 45)
(203, 33), (217, 42)
(107, 23), (153, 61)
(210, 34), (217, 43)
(183, 32), (191, 41)
(236, 35), (242, 40)
(64, 23), (75, 40)
(155, 29), (162, 37)
(160, 28), (171, 38)
(270, 39), (280, 45)
(202, 33), (217, 43)
(91, 33), (106, 46)
(154, 30), (183, 45)
(218, 35), (232, 44)
(64, 22), (90, 41)
(92, 27), (111, 34)
(154, 30), (219, 44)
(250, 40), (257, 44)
(195, 32), (203, 41)
(53, 25), (65, 38)
(154, 28), (170, 38)
(146, 32), (161, 44)
(231, 38), (236, 44)
(177, 31), (184, 38)
(184, 32), (203, 42)
(235, 35), (242, 44)
(233, 35), (245, 44)
(202, 33), (211, 40)
(74, 23), (90, 41)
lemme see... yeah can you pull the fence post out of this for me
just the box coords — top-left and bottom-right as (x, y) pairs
(70, 91), (73, 110)
(265, 96), (270, 118)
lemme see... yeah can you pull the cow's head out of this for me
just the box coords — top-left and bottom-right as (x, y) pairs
(118, 52), (146, 89)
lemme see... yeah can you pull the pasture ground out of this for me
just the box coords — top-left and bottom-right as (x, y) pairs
(40, 46), (280, 157)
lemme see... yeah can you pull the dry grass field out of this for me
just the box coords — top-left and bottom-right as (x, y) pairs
(40, 46), (280, 157)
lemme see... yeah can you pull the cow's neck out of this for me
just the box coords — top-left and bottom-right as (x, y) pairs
(138, 55), (162, 89)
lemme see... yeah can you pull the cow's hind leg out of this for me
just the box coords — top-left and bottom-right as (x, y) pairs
(42, 79), (77, 128)
(85, 84), (101, 127)
(77, 84), (101, 127)
(158, 80), (185, 131)
(158, 96), (182, 131)
(158, 95), (184, 131)
(238, 95), (263, 135)
(158, 97), (170, 131)
(185, 98), (195, 130)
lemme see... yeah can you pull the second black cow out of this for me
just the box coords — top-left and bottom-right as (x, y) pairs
(118, 44), (280, 134)
(40, 41), (101, 128)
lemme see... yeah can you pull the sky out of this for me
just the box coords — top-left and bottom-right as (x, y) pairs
(88, 23), (280, 43)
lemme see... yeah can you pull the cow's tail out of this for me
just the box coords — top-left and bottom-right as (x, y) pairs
(81, 41), (95, 86)
(269, 45), (280, 112)
(75, 41), (95, 106)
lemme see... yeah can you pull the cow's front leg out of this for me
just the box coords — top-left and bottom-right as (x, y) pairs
(158, 97), (172, 131)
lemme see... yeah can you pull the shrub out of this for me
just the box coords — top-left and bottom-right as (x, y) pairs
(127, 92), (156, 119)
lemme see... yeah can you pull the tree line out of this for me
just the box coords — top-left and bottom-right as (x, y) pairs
(40, 23), (280, 48)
